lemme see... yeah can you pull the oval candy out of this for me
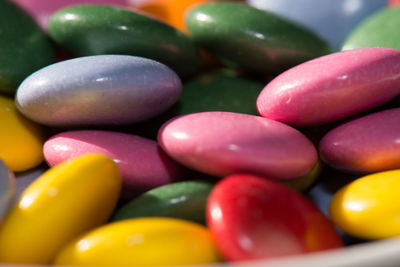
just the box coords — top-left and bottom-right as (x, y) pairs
(320, 108), (400, 173)
(0, 160), (15, 221)
(257, 48), (400, 126)
(16, 55), (182, 127)
(0, 154), (121, 264)
(158, 112), (317, 179)
(48, 4), (201, 78)
(0, 0), (55, 93)
(113, 180), (214, 224)
(54, 218), (222, 266)
(43, 130), (187, 198)
(0, 95), (46, 172)
(329, 169), (400, 239)
(207, 174), (343, 261)
(185, 2), (331, 75)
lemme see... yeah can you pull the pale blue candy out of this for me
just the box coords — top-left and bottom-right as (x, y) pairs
(16, 55), (182, 127)
(0, 160), (15, 219)
(247, 0), (387, 51)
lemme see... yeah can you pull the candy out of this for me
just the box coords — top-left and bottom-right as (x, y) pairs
(0, 154), (121, 264)
(248, 0), (387, 51)
(0, 0), (54, 93)
(54, 217), (222, 266)
(185, 2), (331, 75)
(0, 160), (15, 221)
(320, 108), (400, 173)
(0, 95), (46, 172)
(43, 130), (187, 198)
(48, 4), (201, 78)
(207, 174), (343, 261)
(113, 180), (214, 224)
(16, 55), (181, 127)
(257, 48), (400, 126)
(330, 169), (400, 239)
(342, 7), (400, 51)
(158, 112), (317, 179)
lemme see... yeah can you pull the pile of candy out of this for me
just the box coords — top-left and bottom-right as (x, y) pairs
(1, 0), (400, 266)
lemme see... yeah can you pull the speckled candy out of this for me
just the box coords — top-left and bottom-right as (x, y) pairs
(43, 130), (186, 198)
(247, 0), (387, 51)
(0, 160), (15, 221)
(158, 112), (317, 179)
(342, 7), (400, 51)
(48, 4), (201, 78)
(207, 174), (343, 261)
(0, 154), (121, 264)
(330, 169), (400, 239)
(113, 180), (214, 224)
(0, 0), (54, 93)
(16, 55), (182, 127)
(319, 108), (400, 173)
(257, 48), (400, 126)
(185, 2), (331, 75)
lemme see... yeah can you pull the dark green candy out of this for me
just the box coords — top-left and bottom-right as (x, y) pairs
(342, 7), (400, 51)
(48, 4), (201, 78)
(0, 0), (55, 93)
(185, 2), (332, 76)
(113, 181), (214, 224)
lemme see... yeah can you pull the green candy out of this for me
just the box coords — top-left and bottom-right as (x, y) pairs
(0, 0), (55, 93)
(342, 7), (400, 51)
(185, 2), (332, 76)
(113, 181), (214, 224)
(48, 4), (201, 78)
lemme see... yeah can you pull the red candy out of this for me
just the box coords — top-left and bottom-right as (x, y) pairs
(207, 174), (343, 261)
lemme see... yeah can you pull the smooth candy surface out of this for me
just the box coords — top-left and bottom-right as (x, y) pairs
(0, 0), (54, 93)
(113, 180), (214, 224)
(158, 112), (317, 179)
(248, 0), (387, 51)
(185, 2), (331, 75)
(16, 55), (182, 127)
(0, 160), (15, 220)
(207, 174), (343, 261)
(54, 218), (222, 266)
(320, 108), (400, 173)
(329, 169), (400, 239)
(257, 48), (400, 126)
(0, 95), (46, 172)
(12, 0), (129, 30)
(342, 7), (400, 51)
(48, 4), (201, 78)
(43, 130), (186, 198)
(0, 154), (121, 264)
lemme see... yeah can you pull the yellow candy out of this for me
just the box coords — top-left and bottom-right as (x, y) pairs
(284, 160), (321, 192)
(0, 154), (121, 264)
(329, 169), (400, 239)
(0, 95), (46, 172)
(54, 217), (222, 266)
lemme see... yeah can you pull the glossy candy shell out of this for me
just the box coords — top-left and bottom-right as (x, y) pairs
(185, 2), (331, 75)
(0, 95), (46, 172)
(0, 154), (121, 264)
(113, 180), (214, 224)
(54, 218), (222, 266)
(320, 108), (400, 173)
(158, 112), (317, 179)
(257, 48), (400, 126)
(330, 169), (400, 239)
(48, 4), (201, 78)
(342, 7), (400, 51)
(0, 0), (54, 93)
(0, 160), (15, 220)
(43, 130), (186, 198)
(16, 55), (181, 127)
(207, 174), (343, 261)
